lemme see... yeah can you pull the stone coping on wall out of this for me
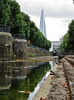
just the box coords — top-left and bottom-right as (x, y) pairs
(62, 58), (74, 100)
(66, 55), (74, 58)
(14, 39), (27, 42)
(0, 32), (12, 37)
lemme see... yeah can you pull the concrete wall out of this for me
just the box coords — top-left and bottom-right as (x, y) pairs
(0, 32), (12, 61)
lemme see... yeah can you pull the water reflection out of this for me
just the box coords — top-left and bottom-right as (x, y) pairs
(49, 60), (56, 70)
(0, 61), (56, 100)
(12, 62), (27, 79)
(0, 62), (12, 91)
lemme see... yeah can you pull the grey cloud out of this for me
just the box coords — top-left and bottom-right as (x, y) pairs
(23, 6), (74, 18)
(45, 5), (74, 18)
(62, 18), (73, 27)
(62, 18), (73, 23)
(16, 0), (74, 18)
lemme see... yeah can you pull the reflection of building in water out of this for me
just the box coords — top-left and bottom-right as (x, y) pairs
(12, 62), (46, 79)
(12, 62), (27, 80)
(49, 61), (56, 70)
(0, 63), (12, 90)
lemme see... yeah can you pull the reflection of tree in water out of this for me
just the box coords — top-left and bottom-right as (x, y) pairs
(25, 62), (51, 92)
(0, 62), (51, 100)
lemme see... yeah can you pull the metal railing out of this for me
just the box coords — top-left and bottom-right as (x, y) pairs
(12, 34), (26, 39)
(27, 44), (37, 48)
(0, 24), (10, 33)
(57, 50), (74, 55)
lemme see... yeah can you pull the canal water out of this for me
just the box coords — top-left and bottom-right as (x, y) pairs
(0, 61), (56, 100)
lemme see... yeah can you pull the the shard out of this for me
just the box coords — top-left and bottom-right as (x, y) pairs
(39, 9), (46, 38)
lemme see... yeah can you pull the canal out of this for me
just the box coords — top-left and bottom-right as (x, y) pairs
(0, 60), (56, 100)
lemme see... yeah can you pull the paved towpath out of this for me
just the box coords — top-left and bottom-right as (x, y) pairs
(33, 59), (72, 100)
(33, 64), (58, 100)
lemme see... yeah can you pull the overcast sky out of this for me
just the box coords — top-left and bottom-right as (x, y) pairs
(16, 0), (74, 41)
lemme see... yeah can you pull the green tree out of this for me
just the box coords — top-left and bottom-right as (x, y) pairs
(0, 0), (11, 25)
(29, 21), (51, 50)
(21, 12), (31, 40)
(29, 21), (37, 43)
(9, 0), (26, 35)
(45, 40), (51, 50)
(0, 0), (51, 50)
(68, 20), (74, 50)
(59, 33), (69, 52)
(59, 20), (74, 53)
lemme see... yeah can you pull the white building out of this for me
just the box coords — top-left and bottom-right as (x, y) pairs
(49, 36), (63, 52)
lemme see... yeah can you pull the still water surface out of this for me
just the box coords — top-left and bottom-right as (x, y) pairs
(0, 61), (56, 100)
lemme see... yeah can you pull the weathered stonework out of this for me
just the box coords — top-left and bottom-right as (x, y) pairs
(65, 56), (74, 65)
(0, 32), (51, 60)
(0, 32), (12, 61)
(27, 46), (51, 57)
(13, 39), (28, 59)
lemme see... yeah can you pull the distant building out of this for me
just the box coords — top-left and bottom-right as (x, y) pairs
(39, 9), (46, 38)
(49, 36), (63, 52)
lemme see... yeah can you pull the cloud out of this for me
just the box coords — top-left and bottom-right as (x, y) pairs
(62, 18), (73, 23)
(16, 0), (74, 41)
(61, 18), (73, 27)
(45, 6), (74, 18)
(16, 0), (74, 18)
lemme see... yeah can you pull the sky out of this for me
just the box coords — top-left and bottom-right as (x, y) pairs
(16, 0), (74, 41)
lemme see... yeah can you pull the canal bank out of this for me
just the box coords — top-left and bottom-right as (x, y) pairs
(33, 55), (74, 100)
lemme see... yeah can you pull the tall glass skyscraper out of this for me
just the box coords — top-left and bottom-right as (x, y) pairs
(39, 9), (46, 38)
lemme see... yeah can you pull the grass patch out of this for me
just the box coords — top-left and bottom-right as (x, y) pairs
(28, 53), (35, 57)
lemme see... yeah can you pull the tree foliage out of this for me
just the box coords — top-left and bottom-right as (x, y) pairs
(59, 20), (74, 52)
(68, 20), (74, 50)
(0, 0), (51, 50)
(59, 33), (69, 52)
(29, 21), (51, 50)
(0, 0), (11, 24)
